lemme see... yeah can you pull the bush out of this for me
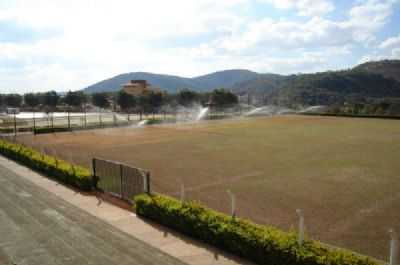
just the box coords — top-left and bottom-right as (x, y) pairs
(0, 127), (33, 134)
(34, 127), (70, 134)
(0, 139), (93, 191)
(135, 194), (378, 265)
(145, 118), (163, 125)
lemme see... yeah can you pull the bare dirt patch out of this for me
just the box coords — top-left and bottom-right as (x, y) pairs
(16, 115), (400, 260)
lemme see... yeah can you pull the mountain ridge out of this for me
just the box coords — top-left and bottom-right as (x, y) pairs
(83, 69), (260, 93)
(233, 59), (400, 106)
(83, 59), (400, 106)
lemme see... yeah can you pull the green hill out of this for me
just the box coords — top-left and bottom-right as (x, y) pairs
(232, 60), (400, 106)
(353, 59), (400, 82)
(83, 70), (259, 93)
(83, 59), (400, 107)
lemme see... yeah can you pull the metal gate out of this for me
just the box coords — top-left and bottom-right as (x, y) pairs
(92, 158), (150, 202)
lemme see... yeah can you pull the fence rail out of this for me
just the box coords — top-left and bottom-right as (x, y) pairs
(92, 158), (150, 202)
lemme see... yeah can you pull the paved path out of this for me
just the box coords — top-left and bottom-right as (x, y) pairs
(0, 162), (187, 265)
(0, 156), (253, 265)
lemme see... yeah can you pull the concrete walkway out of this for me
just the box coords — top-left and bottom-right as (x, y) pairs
(0, 163), (186, 265)
(0, 156), (253, 265)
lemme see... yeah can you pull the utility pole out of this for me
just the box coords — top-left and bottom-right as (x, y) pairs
(84, 107), (87, 128)
(68, 108), (71, 130)
(33, 111), (36, 132)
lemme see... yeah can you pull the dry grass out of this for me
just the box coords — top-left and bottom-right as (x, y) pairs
(17, 115), (400, 260)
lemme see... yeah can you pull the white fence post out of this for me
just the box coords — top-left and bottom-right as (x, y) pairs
(296, 209), (305, 245)
(390, 229), (398, 265)
(227, 190), (236, 217)
(143, 174), (148, 193)
(180, 182), (185, 203)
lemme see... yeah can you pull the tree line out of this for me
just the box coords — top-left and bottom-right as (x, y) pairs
(325, 98), (400, 116)
(0, 88), (238, 113)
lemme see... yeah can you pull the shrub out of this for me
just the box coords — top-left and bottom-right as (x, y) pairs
(34, 127), (70, 134)
(145, 118), (163, 125)
(0, 139), (93, 191)
(135, 193), (379, 265)
(0, 127), (33, 134)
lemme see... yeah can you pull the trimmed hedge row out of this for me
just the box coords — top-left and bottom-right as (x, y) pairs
(135, 193), (379, 265)
(0, 139), (93, 191)
(0, 127), (33, 134)
(145, 118), (164, 125)
(34, 127), (71, 134)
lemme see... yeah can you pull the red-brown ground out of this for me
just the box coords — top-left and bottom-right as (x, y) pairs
(17, 115), (400, 260)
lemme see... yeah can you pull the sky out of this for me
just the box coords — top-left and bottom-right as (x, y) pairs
(0, 0), (399, 93)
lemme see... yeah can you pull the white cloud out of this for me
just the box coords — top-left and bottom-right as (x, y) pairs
(345, 0), (398, 42)
(0, 0), (249, 92)
(214, 0), (398, 55)
(392, 48), (400, 58)
(0, 0), (399, 93)
(362, 34), (400, 62)
(259, 0), (335, 16)
(217, 17), (354, 53)
(379, 35), (400, 49)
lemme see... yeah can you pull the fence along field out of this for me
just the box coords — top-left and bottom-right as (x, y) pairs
(15, 115), (400, 261)
(93, 157), (150, 202)
(0, 112), (133, 134)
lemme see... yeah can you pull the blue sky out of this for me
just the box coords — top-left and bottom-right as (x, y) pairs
(0, 0), (399, 93)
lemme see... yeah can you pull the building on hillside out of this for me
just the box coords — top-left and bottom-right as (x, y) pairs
(122, 80), (160, 96)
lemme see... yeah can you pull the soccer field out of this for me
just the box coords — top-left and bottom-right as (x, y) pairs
(17, 115), (400, 260)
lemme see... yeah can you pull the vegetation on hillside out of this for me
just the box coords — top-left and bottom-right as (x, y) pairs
(264, 70), (400, 106)
(232, 60), (400, 114)
(354, 59), (400, 82)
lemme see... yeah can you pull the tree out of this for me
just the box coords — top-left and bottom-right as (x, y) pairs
(91, 92), (110, 109)
(137, 94), (150, 113)
(177, 89), (199, 106)
(64, 91), (86, 108)
(0, 94), (4, 107)
(117, 90), (136, 111)
(42, 91), (59, 109)
(24, 93), (41, 108)
(4, 94), (23, 108)
(210, 89), (238, 107)
(147, 91), (164, 112)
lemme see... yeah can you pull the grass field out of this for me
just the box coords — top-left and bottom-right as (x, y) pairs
(17, 115), (400, 260)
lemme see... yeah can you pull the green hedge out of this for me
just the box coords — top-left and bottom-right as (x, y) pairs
(34, 127), (70, 134)
(145, 118), (163, 125)
(0, 139), (93, 191)
(135, 194), (379, 265)
(0, 127), (33, 134)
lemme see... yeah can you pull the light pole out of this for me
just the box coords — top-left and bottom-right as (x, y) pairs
(13, 112), (17, 138)
(33, 110), (36, 132)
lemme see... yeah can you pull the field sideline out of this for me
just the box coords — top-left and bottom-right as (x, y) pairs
(17, 115), (400, 260)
